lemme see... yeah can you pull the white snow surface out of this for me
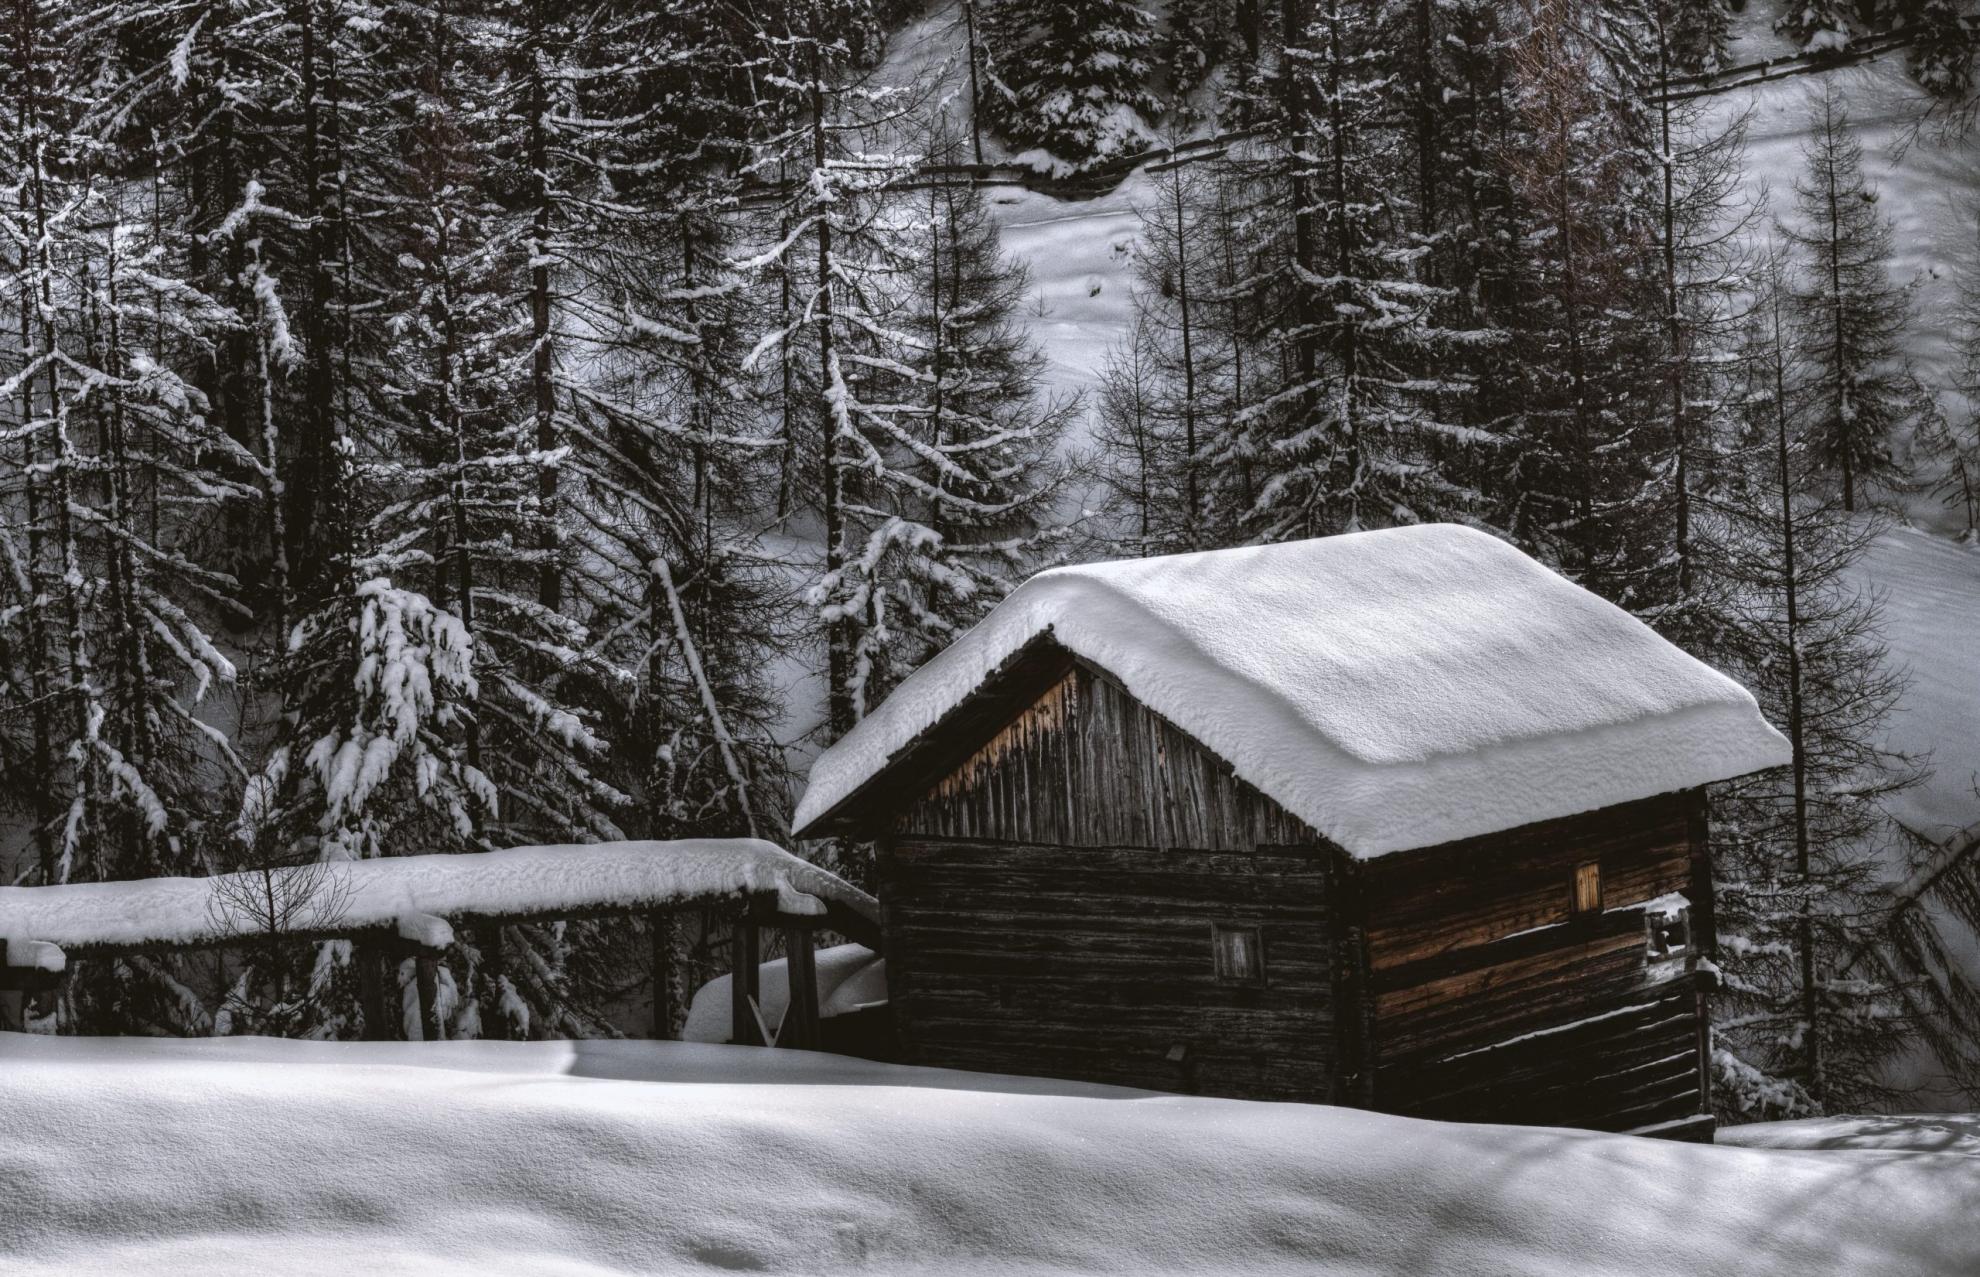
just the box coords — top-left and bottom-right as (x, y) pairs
(0, 840), (875, 952)
(1719, 1113), (1980, 1156)
(0, 1033), (1976, 1275)
(796, 525), (1791, 856)
(681, 942), (885, 1043)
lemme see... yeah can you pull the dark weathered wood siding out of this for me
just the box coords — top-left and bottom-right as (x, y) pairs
(898, 664), (1315, 851)
(882, 837), (1337, 1099)
(882, 661), (1335, 1100)
(865, 646), (1714, 1134)
(1361, 792), (1713, 1133)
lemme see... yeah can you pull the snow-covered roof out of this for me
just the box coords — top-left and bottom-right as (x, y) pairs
(0, 839), (877, 960)
(795, 525), (1791, 857)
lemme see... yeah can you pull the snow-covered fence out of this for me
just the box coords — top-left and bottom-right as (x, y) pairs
(0, 840), (878, 1049)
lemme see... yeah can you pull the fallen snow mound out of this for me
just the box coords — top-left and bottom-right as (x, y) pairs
(797, 525), (1790, 856)
(682, 942), (884, 1043)
(1, 1034), (1973, 1276)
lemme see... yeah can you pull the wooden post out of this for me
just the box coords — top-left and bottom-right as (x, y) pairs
(781, 925), (820, 1051)
(1326, 850), (1373, 1107)
(358, 942), (390, 1041)
(415, 952), (442, 1042)
(482, 923), (509, 1041)
(650, 910), (679, 1040)
(730, 910), (761, 1046)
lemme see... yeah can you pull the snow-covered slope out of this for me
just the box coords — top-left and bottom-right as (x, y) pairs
(1846, 526), (1980, 840)
(1709, 12), (1980, 464)
(1, 1033), (1977, 1276)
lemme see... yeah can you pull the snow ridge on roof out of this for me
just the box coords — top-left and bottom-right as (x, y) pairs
(795, 525), (1791, 857)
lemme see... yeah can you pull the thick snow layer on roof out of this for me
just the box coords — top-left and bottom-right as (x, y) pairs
(796, 525), (1790, 855)
(0, 840), (875, 955)
(2, 1033), (1977, 1275)
(682, 942), (883, 1043)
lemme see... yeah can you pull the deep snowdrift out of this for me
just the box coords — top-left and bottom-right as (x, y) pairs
(1, 1034), (1975, 1276)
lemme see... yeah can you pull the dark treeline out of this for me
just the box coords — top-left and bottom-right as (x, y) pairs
(2, 0), (1978, 1118)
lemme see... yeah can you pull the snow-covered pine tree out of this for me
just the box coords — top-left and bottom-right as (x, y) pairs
(1488, 0), (1670, 609)
(742, 0), (923, 739)
(1434, 0), (1523, 475)
(1160, 0), (1229, 121)
(1645, 2), (1762, 645)
(1665, 0), (1733, 72)
(1891, 0), (1978, 99)
(1091, 318), (1189, 555)
(541, 0), (789, 848)
(0, 4), (260, 1033)
(1225, 0), (1472, 541)
(1778, 85), (1923, 514)
(851, 169), (1078, 700)
(1709, 263), (1926, 1118)
(1122, 148), (1219, 550)
(981, 0), (1160, 166)
(1776, 0), (1852, 57)
(307, 0), (631, 1038)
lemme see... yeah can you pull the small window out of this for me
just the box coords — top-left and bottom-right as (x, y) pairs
(1571, 861), (1603, 916)
(1212, 923), (1266, 986)
(1646, 903), (1692, 962)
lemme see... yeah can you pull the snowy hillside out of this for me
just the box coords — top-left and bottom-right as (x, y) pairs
(1849, 526), (1980, 840)
(2, 1033), (1977, 1276)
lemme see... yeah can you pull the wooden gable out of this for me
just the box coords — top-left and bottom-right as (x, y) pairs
(894, 654), (1319, 852)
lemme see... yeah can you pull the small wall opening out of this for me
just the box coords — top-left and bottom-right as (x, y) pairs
(1571, 861), (1603, 916)
(1211, 923), (1267, 986)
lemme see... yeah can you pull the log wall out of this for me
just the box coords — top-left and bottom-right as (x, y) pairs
(898, 664), (1316, 851)
(882, 837), (1337, 1100)
(1361, 792), (1714, 1133)
(872, 647), (1715, 1133)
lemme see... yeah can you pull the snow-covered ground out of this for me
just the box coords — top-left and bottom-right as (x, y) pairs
(1, 1033), (1977, 1276)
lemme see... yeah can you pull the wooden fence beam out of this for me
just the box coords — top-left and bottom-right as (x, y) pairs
(358, 943), (390, 1041)
(731, 911), (761, 1046)
(650, 910), (678, 1040)
(782, 925), (820, 1051)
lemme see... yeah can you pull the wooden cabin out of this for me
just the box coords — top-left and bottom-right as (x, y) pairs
(793, 525), (1789, 1139)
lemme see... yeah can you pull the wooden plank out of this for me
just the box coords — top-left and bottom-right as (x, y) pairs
(358, 942), (390, 1041)
(731, 914), (761, 1047)
(650, 911), (677, 1040)
(1326, 850), (1372, 1106)
(893, 664), (1322, 851)
(782, 926), (821, 1050)
(1360, 792), (1696, 974)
